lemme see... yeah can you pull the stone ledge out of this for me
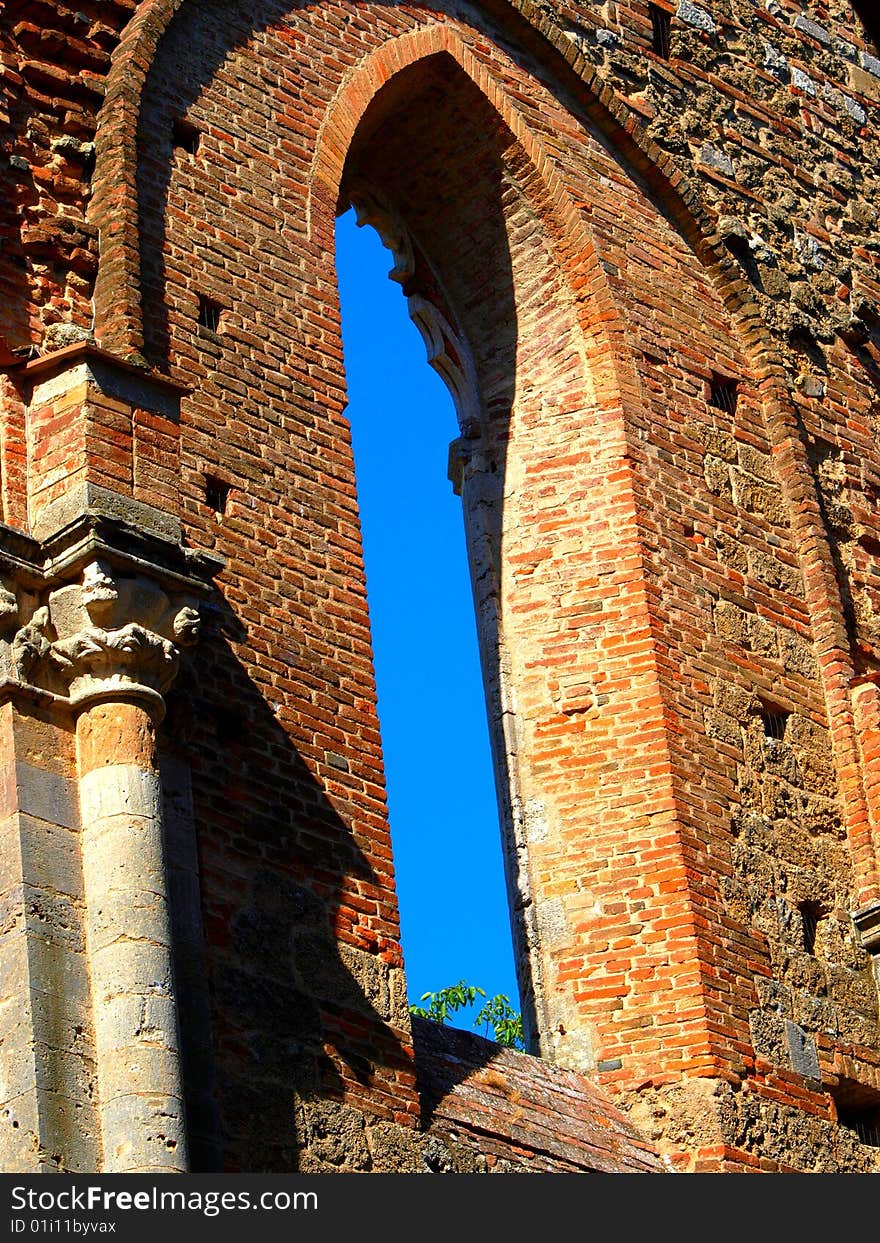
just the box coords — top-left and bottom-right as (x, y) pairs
(853, 902), (880, 954)
(412, 1018), (663, 1173)
(0, 508), (223, 600)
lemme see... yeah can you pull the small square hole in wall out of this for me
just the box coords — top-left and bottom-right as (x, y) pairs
(852, 1113), (880, 1148)
(723, 233), (760, 284)
(197, 295), (223, 334)
(833, 1082), (880, 1148)
(709, 374), (739, 415)
(172, 118), (200, 156)
(204, 474), (231, 515)
(723, 233), (751, 267)
(214, 705), (245, 746)
(758, 699), (790, 741)
(649, 4), (672, 59)
(799, 900), (825, 956)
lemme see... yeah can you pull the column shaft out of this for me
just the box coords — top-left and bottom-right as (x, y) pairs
(76, 698), (188, 1173)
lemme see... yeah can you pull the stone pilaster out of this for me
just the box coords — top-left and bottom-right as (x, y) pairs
(0, 340), (219, 1172)
(0, 696), (97, 1172)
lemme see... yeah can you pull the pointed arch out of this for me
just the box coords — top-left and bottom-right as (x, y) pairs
(318, 37), (690, 1060)
(308, 27), (656, 446)
(345, 180), (482, 433)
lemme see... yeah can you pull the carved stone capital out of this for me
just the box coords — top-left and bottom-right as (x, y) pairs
(50, 623), (179, 709)
(447, 432), (500, 497)
(8, 559), (201, 712)
(11, 605), (51, 684)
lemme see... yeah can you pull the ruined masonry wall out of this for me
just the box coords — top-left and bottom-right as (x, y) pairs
(0, 0), (878, 1175)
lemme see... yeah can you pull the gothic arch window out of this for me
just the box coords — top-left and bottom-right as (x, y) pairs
(330, 52), (599, 1050)
(334, 204), (519, 1014)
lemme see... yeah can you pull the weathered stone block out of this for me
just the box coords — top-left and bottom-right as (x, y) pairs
(79, 764), (162, 825)
(89, 939), (175, 1002)
(0, 1088), (42, 1172)
(99, 1091), (187, 1172)
(18, 816), (82, 897)
(784, 1020), (821, 1082)
(15, 764), (78, 831)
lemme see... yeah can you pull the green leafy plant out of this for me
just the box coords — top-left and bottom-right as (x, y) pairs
(409, 980), (525, 1050)
(409, 980), (485, 1024)
(474, 993), (524, 1050)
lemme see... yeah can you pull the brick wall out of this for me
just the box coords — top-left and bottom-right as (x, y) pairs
(1, 0), (879, 1173)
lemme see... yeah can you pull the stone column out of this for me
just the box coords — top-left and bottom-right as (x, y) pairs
(76, 696), (186, 1172)
(448, 431), (546, 1052)
(48, 561), (200, 1172)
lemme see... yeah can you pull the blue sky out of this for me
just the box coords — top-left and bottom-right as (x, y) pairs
(335, 208), (521, 1032)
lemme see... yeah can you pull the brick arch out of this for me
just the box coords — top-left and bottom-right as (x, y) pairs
(87, 0), (823, 580)
(90, 0), (185, 362)
(92, 0), (645, 361)
(344, 182), (483, 433)
(318, 42), (660, 1055)
(309, 27), (634, 421)
(87, 0), (812, 430)
(88, 0), (855, 401)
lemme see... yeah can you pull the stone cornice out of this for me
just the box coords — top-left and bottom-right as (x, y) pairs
(7, 341), (190, 398)
(853, 901), (880, 954)
(0, 510), (223, 599)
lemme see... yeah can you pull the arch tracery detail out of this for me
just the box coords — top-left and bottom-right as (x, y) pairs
(345, 180), (482, 435)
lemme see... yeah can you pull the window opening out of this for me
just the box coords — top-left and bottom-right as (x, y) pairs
(172, 118), (200, 156)
(197, 295), (223, 333)
(852, 1114), (880, 1148)
(649, 4), (672, 59)
(335, 207), (521, 1034)
(758, 699), (789, 741)
(709, 374), (738, 414)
